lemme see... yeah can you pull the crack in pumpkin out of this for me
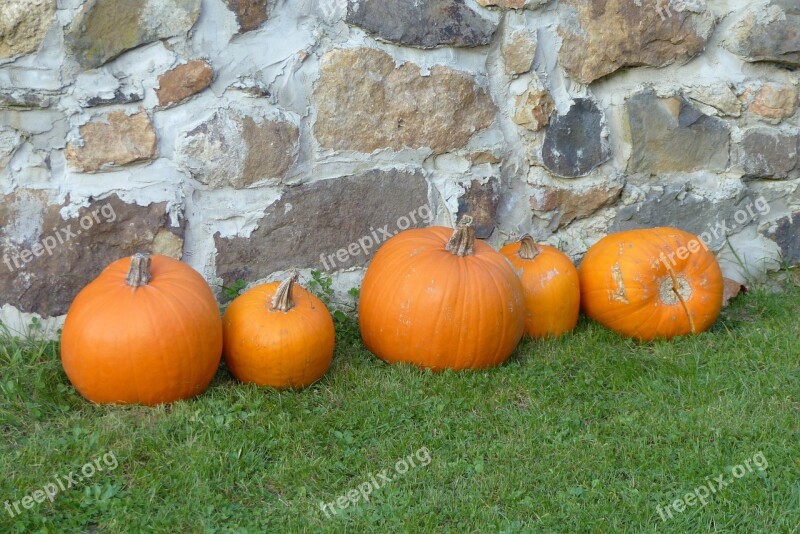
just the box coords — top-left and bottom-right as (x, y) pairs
(662, 264), (696, 334)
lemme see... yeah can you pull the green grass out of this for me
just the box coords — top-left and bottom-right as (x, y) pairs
(1, 275), (799, 533)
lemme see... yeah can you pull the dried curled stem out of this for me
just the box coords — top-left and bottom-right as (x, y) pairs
(517, 235), (541, 260)
(271, 271), (300, 312)
(445, 216), (475, 257)
(126, 253), (152, 287)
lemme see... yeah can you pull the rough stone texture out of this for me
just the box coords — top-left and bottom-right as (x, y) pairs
(346, 0), (496, 49)
(687, 84), (742, 117)
(0, 129), (24, 170)
(152, 229), (184, 259)
(65, 110), (157, 173)
(626, 90), (731, 174)
(613, 183), (756, 249)
(66, 0), (202, 69)
(214, 169), (431, 285)
(502, 29), (537, 75)
(476, 0), (549, 8)
(314, 48), (496, 154)
(725, 0), (800, 66)
(477, 0), (524, 7)
(0, 90), (58, 110)
(0, 0), (56, 58)
(457, 179), (500, 238)
(469, 151), (502, 165)
(175, 108), (299, 188)
(542, 98), (610, 178)
(156, 60), (214, 108)
(531, 179), (623, 229)
(737, 127), (798, 180)
(513, 84), (554, 131)
(741, 83), (799, 122)
(70, 73), (145, 108)
(763, 212), (800, 265)
(0, 192), (184, 317)
(558, 0), (715, 84)
(83, 89), (144, 108)
(224, 0), (270, 32)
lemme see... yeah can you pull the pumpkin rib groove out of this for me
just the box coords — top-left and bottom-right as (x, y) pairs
(154, 283), (203, 397)
(175, 270), (224, 391)
(484, 257), (510, 365)
(472, 258), (489, 368)
(425, 250), (456, 369)
(455, 256), (469, 368)
(137, 271), (203, 401)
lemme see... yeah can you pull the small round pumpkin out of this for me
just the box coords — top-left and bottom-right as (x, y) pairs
(359, 217), (525, 371)
(61, 253), (223, 405)
(222, 272), (335, 389)
(500, 235), (580, 338)
(578, 227), (724, 341)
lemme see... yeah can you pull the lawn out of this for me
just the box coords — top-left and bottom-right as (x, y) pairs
(1, 274), (798, 533)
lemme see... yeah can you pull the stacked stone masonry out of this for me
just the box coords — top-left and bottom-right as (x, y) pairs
(1, 0), (798, 335)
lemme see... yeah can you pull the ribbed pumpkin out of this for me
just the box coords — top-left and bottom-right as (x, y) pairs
(61, 253), (223, 405)
(578, 227), (724, 341)
(359, 217), (525, 370)
(223, 272), (335, 389)
(500, 235), (580, 338)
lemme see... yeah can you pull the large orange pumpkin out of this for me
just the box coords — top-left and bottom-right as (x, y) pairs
(61, 253), (223, 405)
(359, 217), (525, 370)
(578, 227), (724, 341)
(223, 272), (335, 389)
(500, 235), (580, 338)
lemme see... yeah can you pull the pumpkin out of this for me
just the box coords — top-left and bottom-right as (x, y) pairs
(222, 272), (335, 389)
(359, 217), (525, 370)
(500, 235), (580, 338)
(578, 227), (724, 341)
(61, 253), (223, 405)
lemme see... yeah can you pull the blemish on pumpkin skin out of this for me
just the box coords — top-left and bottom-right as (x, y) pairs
(608, 262), (629, 304)
(539, 268), (560, 287)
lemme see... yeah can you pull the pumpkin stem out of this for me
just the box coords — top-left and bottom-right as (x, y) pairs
(518, 234), (541, 260)
(445, 216), (475, 257)
(126, 253), (152, 287)
(271, 271), (299, 312)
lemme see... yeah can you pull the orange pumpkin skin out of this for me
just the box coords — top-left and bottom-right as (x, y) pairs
(222, 274), (334, 389)
(500, 237), (580, 338)
(578, 227), (724, 341)
(61, 254), (223, 405)
(359, 222), (525, 371)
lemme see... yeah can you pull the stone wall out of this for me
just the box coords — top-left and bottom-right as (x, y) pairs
(1, 0), (798, 336)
